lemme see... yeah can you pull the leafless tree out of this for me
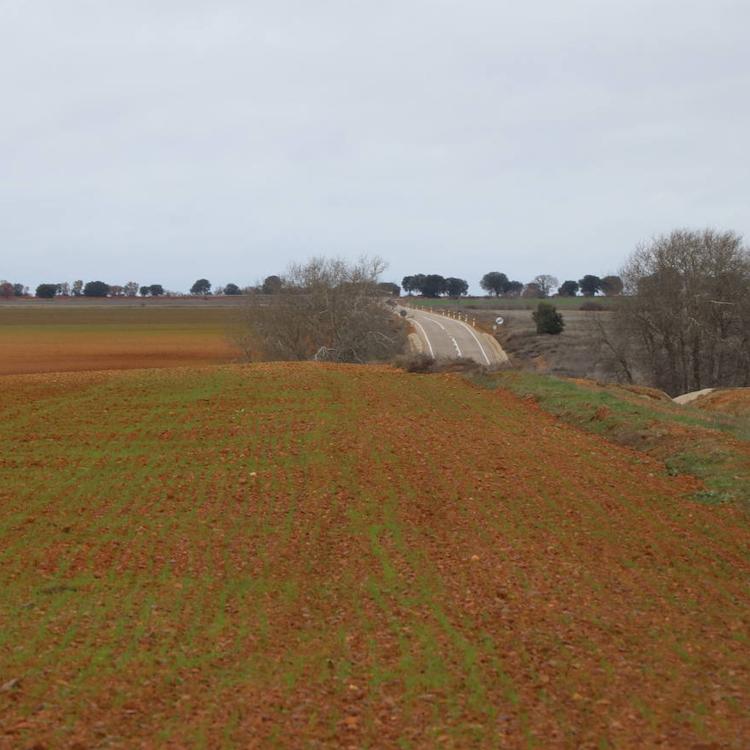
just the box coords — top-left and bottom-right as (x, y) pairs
(239, 256), (408, 363)
(611, 229), (750, 395)
(532, 274), (559, 298)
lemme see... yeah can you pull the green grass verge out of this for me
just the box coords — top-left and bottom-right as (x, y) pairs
(470, 371), (750, 510)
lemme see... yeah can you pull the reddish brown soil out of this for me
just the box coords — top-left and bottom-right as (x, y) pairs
(693, 389), (750, 417)
(0, 364), (748, 748)
(0, 332), (239, 375)
(0, 305), (244, 376)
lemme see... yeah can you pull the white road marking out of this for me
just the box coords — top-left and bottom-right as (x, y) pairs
(416, 309), (492, 366)
(425, 317), (447, 331)
(411, 319), (435, 357)
(451, 337), (462, 357)
(453, 319), (492, 366)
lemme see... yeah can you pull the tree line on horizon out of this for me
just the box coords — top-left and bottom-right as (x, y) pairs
(0, 278), (247, 299)
(400, 272), (623, 298)
(1, 275), (401, 300)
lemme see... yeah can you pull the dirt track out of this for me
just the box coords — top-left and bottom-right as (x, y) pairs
(1, 364), (748, 748)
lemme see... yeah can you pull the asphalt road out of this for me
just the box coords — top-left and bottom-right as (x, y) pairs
(404, 307), (508, 365)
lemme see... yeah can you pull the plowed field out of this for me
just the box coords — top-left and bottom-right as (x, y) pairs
(0, 307), (240, 375)
(1, 364), (748, 748)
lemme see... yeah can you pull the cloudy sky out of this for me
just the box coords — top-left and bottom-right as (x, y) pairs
(1, 0), (748, 293)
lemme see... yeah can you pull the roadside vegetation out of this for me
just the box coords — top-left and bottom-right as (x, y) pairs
(471, 370), (750, 509)
(239, 256), (407, 363)
(604, 229), (750, 394)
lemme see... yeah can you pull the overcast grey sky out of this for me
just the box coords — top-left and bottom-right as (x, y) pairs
(1, 0), (748, 293)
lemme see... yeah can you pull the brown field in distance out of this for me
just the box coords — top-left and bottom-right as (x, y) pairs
(0, 299), (243, 375)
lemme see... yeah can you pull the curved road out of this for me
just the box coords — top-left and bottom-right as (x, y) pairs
(404, 307), (508, 365)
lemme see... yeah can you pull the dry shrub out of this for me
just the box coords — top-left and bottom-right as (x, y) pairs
(392, 354), (498, 375)
(242, 257), (408, 363)
(432, 357), (489, 374)
(392, 353), (435, 373)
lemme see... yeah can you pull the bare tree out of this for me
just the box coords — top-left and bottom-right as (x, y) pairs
(532, 274), (559, 298)
(613, 229), (750, 395)
(240, 256), (407, 363)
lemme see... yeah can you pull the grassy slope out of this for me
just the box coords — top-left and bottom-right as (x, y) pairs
(473, 371), (750, 509)
(1, 364), (748, 748)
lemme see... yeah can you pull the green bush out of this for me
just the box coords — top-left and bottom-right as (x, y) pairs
(533, 302), (564, 335)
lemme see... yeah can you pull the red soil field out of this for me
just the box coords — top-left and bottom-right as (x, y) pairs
(0, 306), (241, 376)
(0, 364), (748, 748)
(694, 389), (750, 417)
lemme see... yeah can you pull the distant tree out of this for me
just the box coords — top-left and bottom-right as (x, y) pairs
(579, 274), (602, 296)
(421, 274), (447, 297)
(533, 302), (565, 335)
(377, 282), (401, 297)
(190, 278), (212, 295)
(13, 283), (26, 297)
(505, 280), (524, 297)
(124, 281), (139, 297)
(149, 284), (164, 297)
(532, 274), (559, 298)
(401, 276), (415, 295)
(480, 271), (510, 296)
(0, 281), (13, 299)
(600, 275), (624, 296)
(522, 282), (543, 298)
(261, 275), (282, 295)
(57, 282), (71, 297)
(109, 285), (124, 297)
(72, 280), (83, 297)
(558, 280), (580, 297)
(445, 277), (469, 298)
(139, 285), (150, 297)
(36, 283), (58, 298)
(224, 283), (241, 295)
(411, 274), (427, 295)
(83, 281), (110, 297)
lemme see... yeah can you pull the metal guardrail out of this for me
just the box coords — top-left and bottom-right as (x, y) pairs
(401, 301), (477, 328)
